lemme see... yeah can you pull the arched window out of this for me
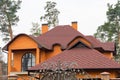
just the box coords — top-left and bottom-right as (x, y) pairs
(22, 53), (35, 71)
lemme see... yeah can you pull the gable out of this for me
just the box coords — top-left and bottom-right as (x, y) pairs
(9, 34), (38, 50)
(69, 42), (90, 49)
(68, 37), (92, 49)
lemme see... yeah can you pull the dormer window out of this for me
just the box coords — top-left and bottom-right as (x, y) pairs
(69, 42), (90, 49)
(22, 53), (35, 71)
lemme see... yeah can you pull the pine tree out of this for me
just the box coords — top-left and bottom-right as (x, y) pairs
(94, 0), (120, 60)
(40, 1), (60, 28)
(0, 0), (21, 42)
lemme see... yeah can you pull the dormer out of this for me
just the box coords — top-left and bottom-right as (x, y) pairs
(67, 36), (92, 49)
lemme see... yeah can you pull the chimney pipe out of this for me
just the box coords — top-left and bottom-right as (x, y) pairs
(71, 21), (78, 30)
(42, 24), (48, 34)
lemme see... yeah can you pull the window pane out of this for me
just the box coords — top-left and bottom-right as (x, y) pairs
(32, 62), (35, 66)
(22, 53), (35, 71)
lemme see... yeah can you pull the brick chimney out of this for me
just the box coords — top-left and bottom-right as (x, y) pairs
(42, 24), (48, 34)
(71, 21), (78, 30)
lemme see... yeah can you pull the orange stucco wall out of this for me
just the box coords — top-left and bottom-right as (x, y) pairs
(103, 52), (114, 59)
(8, 35), (38, 75)
(40, 45), (62, 63)
(46, 45), (61, 59)
(8, 35), (62, 80)
(9, 35), (38, 49)
(12, 50), (36, 72)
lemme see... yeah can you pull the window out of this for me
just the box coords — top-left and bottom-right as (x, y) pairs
(22, 53), (35, 71)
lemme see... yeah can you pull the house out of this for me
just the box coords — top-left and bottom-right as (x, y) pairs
(3, 22), (120, 80)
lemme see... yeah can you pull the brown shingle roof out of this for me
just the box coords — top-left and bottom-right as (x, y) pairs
(28, 48), (120, 71)
(3, 25), (115, 53)
(36, 25), (86, 49)
(86, 36), (115, 52)
(85, 36), (101, 48)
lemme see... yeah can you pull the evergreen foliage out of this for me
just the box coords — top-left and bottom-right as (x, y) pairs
(40, 1), (60, 28)
(94, 0), (120, 60)
(0, 0), (21, 42)
(30, 22), (40, 36)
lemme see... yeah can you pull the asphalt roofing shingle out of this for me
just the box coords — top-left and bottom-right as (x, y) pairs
(29, 48), (120, 71)
(86, 36), (115, 52)
(3, 25), (115, 53)
(36, 25), (86, 49)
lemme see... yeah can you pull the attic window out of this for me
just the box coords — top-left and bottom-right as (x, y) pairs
(70, 42), (88, 49)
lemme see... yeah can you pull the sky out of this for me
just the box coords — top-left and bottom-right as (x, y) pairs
(13, 0), (118, 35)
(0, 0), (118, 62)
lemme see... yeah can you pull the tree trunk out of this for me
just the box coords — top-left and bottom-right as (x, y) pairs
(8, 24), (13, 39)
(5, 11), (13, 39)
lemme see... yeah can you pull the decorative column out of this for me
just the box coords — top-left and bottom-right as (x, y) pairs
(100, 72), (110, 80)
(36, 48), (40, 64)
(8, 49), (12, 75)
